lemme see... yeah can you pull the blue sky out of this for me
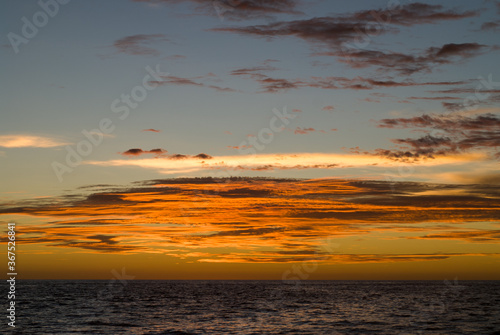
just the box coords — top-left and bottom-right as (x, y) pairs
(1, 0), (500, 195)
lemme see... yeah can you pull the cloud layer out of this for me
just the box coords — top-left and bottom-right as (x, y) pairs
(1, 178), (498, 264)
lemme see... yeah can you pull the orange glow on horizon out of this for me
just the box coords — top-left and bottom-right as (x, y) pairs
(1, 177), (499, 279)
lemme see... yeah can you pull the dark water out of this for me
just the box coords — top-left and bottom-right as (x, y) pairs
(4, 280), (500, 334)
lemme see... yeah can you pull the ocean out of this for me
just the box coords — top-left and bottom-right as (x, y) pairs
(5, 280), (500, 334)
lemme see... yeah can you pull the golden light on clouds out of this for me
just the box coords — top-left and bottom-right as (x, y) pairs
(85, 152), (489, 174)
(1, 177), (499, 279)
(0, 134), (68, 148)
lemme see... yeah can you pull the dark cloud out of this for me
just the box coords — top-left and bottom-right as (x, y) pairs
(136, 152), (213, 160)
(84, 193), (131, 205)
(121, 148), (167, 156)
(122, 148), (145, 156)
(121, 148), (212, 159)
(194, 153), (213, 159)
(257, 77), (302, 93)
(432, 43), (485, 58)
(230, 64), (279, 76)
(430, 88), (500, 94)
(54, 239), (139, 253)
(231, 67), (466, 93)
(412, 230), (500, 243)
(345, 3), (478, 26)
(208, 226), (285, 237)
(213, 3), (481, 74)
(132, 0), (301, 20)
(481, 21), (500, 31)
(393, 134), (453, 148)
(142, 128), (161, 132)
(212, 17), (387, 46)
(378, 113), (500, 130)
(113, 34), (169, 56)
(337, 43), (489, 75)
(372, 113), (500, 161)
(213, 2), (477, 43)
(150, 74), (237, 92)
(442, 102), (467, 112)
(87, 234), (119, 245)
(407, 96), (461, 101)
(77, 184), (115, 190)
(170, 154), (189, 159)
(478, 2), (500, 30)
(423, 83), (500, 110)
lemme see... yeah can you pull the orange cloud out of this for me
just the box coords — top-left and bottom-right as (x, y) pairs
(1, 178), (499, 264)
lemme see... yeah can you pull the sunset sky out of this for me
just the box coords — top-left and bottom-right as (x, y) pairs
(1, 0), (499, 279)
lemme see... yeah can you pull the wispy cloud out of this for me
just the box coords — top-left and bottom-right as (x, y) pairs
(333, 43), (491, 75)
(132, 0), (302, 20)
(342, 3), (478, 26)
(113, 34), (169, 56)
(212, 2), (475, 44)
(0, 135), (68, 148)
(150, 74), (238, 92)
(199, 252), (498, 264)
(411, 230), (500, 243)
(290, 127), (333, 134)
(293, 127), (315, 134)
(480, 21), (500, 31)
(231, 68), (466, 93)
(478, 2), (500, 31)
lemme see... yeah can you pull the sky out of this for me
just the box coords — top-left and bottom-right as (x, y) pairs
(1, 0), (499, 280)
